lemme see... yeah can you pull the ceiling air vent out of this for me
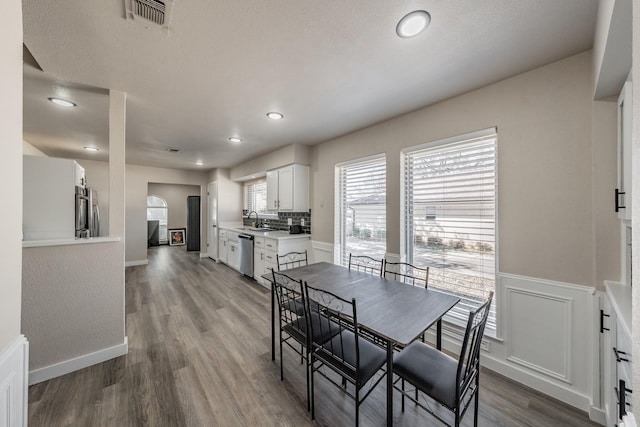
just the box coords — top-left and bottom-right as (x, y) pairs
(125, 0), (174, 31)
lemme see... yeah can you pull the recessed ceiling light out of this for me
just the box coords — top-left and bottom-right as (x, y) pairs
(266, 112), (284, 120)
(48, 97), (76, 108)
(83, 146), (99, 152)
(396, 10), (431, 38)
(228, 137), (242, 143)
(195, 161), (204, 166)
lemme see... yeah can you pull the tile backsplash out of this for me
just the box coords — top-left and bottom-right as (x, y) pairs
(242, 210), (311, 234)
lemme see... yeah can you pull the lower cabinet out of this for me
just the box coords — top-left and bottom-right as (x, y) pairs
(228, 241), (240, 271)
(218, 230), (228, 264)
(254, 236), (310, 288)
(601, 282), (633, 425)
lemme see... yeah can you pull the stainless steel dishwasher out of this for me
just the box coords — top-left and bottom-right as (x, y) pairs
(238, 233), (254, 277)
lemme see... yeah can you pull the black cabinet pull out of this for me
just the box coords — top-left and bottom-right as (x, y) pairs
(615, 188), (626, 212)
(617, 379), (633, 420)
(613, 347), (630, 363)
(600, 310), (610, 333)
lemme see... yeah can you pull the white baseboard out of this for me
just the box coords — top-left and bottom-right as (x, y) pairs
(199, 253), (208, 258)
(125, 259), (148, 267)
(589, 407), (607, 425)
(29, 337), (128, 385)
(0, 335), (28, 427)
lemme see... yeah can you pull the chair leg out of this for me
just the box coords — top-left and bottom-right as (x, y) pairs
(474, 377), (480, 427)
(401, 378), (405, 412)
(306, 353), (310, 412)
(355, 388), (360, 427)
(279, 337), (284, 381)
(310, 359), (315, 420)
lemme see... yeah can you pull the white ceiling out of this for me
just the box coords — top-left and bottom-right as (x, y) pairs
(22, 0), (599, 171)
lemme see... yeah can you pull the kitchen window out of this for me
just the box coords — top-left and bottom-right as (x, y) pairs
(335, 154), (387, 266)
(403, 128), (497, 331)
(147, 195), (168, 244)
(245, 181), (268, 214)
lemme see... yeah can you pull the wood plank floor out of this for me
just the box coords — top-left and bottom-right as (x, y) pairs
(28, 246), (600, 426)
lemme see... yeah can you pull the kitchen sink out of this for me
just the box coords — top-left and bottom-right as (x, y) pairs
(243, 227), (276, 232)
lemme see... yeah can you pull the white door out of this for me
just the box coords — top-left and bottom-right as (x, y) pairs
(207, 181), (218, 259)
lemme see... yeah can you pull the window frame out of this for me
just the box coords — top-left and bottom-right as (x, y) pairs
(147, 195), (169, 244)
(334, 153), (387, 267)
(401, 128), (498, 335)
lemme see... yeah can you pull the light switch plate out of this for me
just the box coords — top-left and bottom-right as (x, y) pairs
(287, 218), (292, 225)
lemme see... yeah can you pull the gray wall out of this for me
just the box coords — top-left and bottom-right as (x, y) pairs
(148, 183), (201, 230)
(308, 51), (618, 289)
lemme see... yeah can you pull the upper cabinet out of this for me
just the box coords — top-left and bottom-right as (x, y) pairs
(266, 164), (309, 212)
(616, 80), (632, 221)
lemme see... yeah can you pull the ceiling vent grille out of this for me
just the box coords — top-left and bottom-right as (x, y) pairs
(125, 0), (174, 31)
(133, 0), (165, 25)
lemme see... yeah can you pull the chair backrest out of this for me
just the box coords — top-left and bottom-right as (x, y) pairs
(272, 270), (307, 336)
(348, 253), (384, 277)
(305, 283), (360, 379)
(383, 261), (429, 288)
(277, 250), (308, 271)
(456, 291), (494, 400)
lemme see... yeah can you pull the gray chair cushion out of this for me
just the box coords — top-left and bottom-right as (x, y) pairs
(393, 341), (458, 409)
(283, 312), (340, 345)
(316, 330), (387, 387)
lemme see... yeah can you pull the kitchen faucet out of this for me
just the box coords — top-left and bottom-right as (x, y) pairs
(247, 210), (260, 228)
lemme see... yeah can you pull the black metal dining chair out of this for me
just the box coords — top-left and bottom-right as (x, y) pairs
(305, 283), (387, 427)
(392, 291), (494, 427)
(277, 250), (308, 271)
(348, 254), (384, 276)
(272, 270), (339, 411)
(383, 261), (429, 288)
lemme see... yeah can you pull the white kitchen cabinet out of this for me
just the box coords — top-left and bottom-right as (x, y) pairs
(228, 240), (240, 271)
(254, 237), (266, 281)
(218, 229), (228, 264)
(254, 236), (310, 288)
(616, 81), (632, 221)
(266, 164), (309, 212)
(601, 281), (633, 425)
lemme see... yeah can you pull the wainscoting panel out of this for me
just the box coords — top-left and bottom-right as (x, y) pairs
(0, 335), (28, 427)
(311, 241), (334, 264)
(505, 286), (573, 382)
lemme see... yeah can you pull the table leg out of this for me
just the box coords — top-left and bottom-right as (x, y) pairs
(271, 281), (275, 361)
(437, 319), (442, 350)
(386, 340), (393, 426)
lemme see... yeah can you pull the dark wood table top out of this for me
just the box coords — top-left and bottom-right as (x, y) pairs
(264, 262), (460, 345)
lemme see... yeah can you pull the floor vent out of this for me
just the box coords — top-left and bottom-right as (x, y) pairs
(125, 0), (174, 31)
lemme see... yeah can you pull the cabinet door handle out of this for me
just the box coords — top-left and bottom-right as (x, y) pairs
(600, 310), (610, 333)
(613, 347), (630, 363)
(616, 379), (633, 419)
(615, 188), (626, 212)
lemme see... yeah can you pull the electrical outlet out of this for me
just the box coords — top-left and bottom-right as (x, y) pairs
(287, 218), (292, 225)
(301, 218), (305, 226)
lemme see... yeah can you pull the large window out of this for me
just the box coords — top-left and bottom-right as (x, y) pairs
(335, 155), (386, 266)
(147, 195), (168, 243)
(404, 129), (496, 330)
(245, 181), (268, 214)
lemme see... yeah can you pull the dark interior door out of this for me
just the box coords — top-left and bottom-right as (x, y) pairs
(187, 196), (201, 251)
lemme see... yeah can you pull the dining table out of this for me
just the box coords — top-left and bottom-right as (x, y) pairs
(263, 261), (460, 426)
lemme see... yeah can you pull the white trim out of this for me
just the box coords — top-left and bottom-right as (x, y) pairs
(499, 272), (598, 294)
(199, 252), (208, 258)
(29, 337), (128, 385)
(334, 152), (386, 168)
(0, 335), (28, 427)
(125, 259), (148, 267)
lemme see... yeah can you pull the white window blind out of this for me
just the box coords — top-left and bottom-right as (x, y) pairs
(404, 133), (496, 330)
(245, 182), (267, 214)
(335, 155), (386, 266)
